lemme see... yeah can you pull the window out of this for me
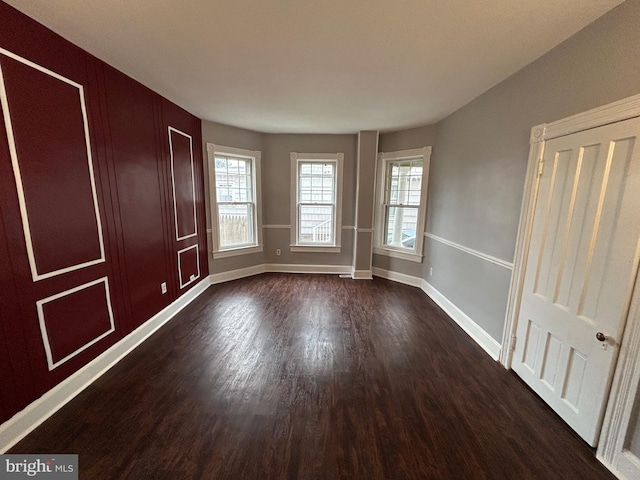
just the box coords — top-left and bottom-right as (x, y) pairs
(207, 144), (263, 258)
(374, 147), (431, 262)
(290, 152), (343, 252)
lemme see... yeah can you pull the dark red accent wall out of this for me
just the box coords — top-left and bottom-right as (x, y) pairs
(0, 2), (208, 424)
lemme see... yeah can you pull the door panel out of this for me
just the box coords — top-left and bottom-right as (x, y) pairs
(513, 117), (640, 446)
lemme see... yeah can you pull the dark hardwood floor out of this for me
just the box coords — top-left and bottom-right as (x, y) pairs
(10, 274), (614, 479)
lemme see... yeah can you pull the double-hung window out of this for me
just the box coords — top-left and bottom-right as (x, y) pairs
(290, 152), (343, 252)
(374, 147), (431, 262)
(207, 144), (263, 258)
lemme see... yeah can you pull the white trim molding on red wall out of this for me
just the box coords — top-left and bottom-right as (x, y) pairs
(0, 46), (106, 282)
(177, 243), (201, 289)
(37, 277), (115, 371)
(0, 277), (210, 453)
(168, 126), (198, 242)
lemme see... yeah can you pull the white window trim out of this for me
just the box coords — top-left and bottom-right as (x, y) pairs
(373, 147), (431, 263)
(207, 143), (263, 259)
(290, 152), (343, 253)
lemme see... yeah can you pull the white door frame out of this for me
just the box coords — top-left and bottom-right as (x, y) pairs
(500, 92), (640, 477)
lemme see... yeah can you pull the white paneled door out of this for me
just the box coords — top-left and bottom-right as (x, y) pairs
(512, 116), (640, 447)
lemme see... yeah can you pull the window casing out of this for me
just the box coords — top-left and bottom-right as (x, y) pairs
(207, 144), (263, 259)
(373, 147), (431, 262)
(290, 152), (343, 253)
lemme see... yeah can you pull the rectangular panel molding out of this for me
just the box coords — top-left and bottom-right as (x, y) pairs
(523, 320), (541, 373)
(168, 126), (197, 241)
(37, 277), (115, 371)
(0, 47), (105, 281)
(0, 3), (207, 432)
(177, 244), (200, 289)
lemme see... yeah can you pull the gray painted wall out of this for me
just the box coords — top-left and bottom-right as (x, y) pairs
(354, 132), (378, 231)
(202, 0), (640, 344)
(201, 0), (640, 456)
(261, 134), (358, 265)
(373, 125), (438, 274)
(261, 134), (357, 225)
(201, 121), (265, 274)
(353, 131), (378, 273)
(378, 125), (438, 152)
(379, 0), (640, 344)
(202, 128), (359, 271)
(377, 2), (640, 453)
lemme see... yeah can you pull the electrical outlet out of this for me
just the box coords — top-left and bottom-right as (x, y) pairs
(429, 267), (433, 276)
(161, 282), (167, 294)
(276, 248), (281, 256)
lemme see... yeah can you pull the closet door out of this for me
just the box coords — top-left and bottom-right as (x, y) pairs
(512, 116), (640, 446)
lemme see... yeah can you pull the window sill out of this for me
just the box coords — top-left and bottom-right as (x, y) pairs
(213, 245), (263, 259)
(290, 245), (341, 253)
(373, 247), (423, 263)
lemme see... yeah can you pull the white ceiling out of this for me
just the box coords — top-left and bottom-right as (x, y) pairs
(5, 0), (625, 134)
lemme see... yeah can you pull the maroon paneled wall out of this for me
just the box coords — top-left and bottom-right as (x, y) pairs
(0, 2), (207, 424)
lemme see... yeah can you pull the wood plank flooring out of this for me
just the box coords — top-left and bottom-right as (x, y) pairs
(10, 274), (614, 479)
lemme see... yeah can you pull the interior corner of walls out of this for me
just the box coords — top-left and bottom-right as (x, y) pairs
(351, 269), (373, 280)
(371, 267), (500, 360)
(209, 264), (266, 284)
(372, 267), (422, 288)
(265, 264), (352, 275)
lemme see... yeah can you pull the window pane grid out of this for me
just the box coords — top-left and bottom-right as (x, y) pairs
(297, 160), (337, 245)
(215, 155), (253, 203)
(214, 154), (256, 249)
(379, 156), (424, 252)
(298, 161), (335, 204)
(298, 204), (334, 244)
(384, 205), (419, 249)
(385, 159), (423, 206)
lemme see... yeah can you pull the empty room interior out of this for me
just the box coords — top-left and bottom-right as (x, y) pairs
(1, 0), (640, 478)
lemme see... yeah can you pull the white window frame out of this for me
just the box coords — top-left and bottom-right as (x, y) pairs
(207, 143), (263, 259)
(290, 152), (344, 253)
(373, 147), (431, 263)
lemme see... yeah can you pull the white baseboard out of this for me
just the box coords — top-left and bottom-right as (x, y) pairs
(421, 280), (501, 360)
(212, 265), (500, 362)
(351, 269), (373, 280)
(0, 278), (211, 453)
(2, 266), (501, 453)
(372, 268), (501, 360)
(210, 263), (365, 281)
(372, 267), (422, 288)
(597, 457), (629, 480)
(265, 263), (352, 275)
(209, 264), (266, 284)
